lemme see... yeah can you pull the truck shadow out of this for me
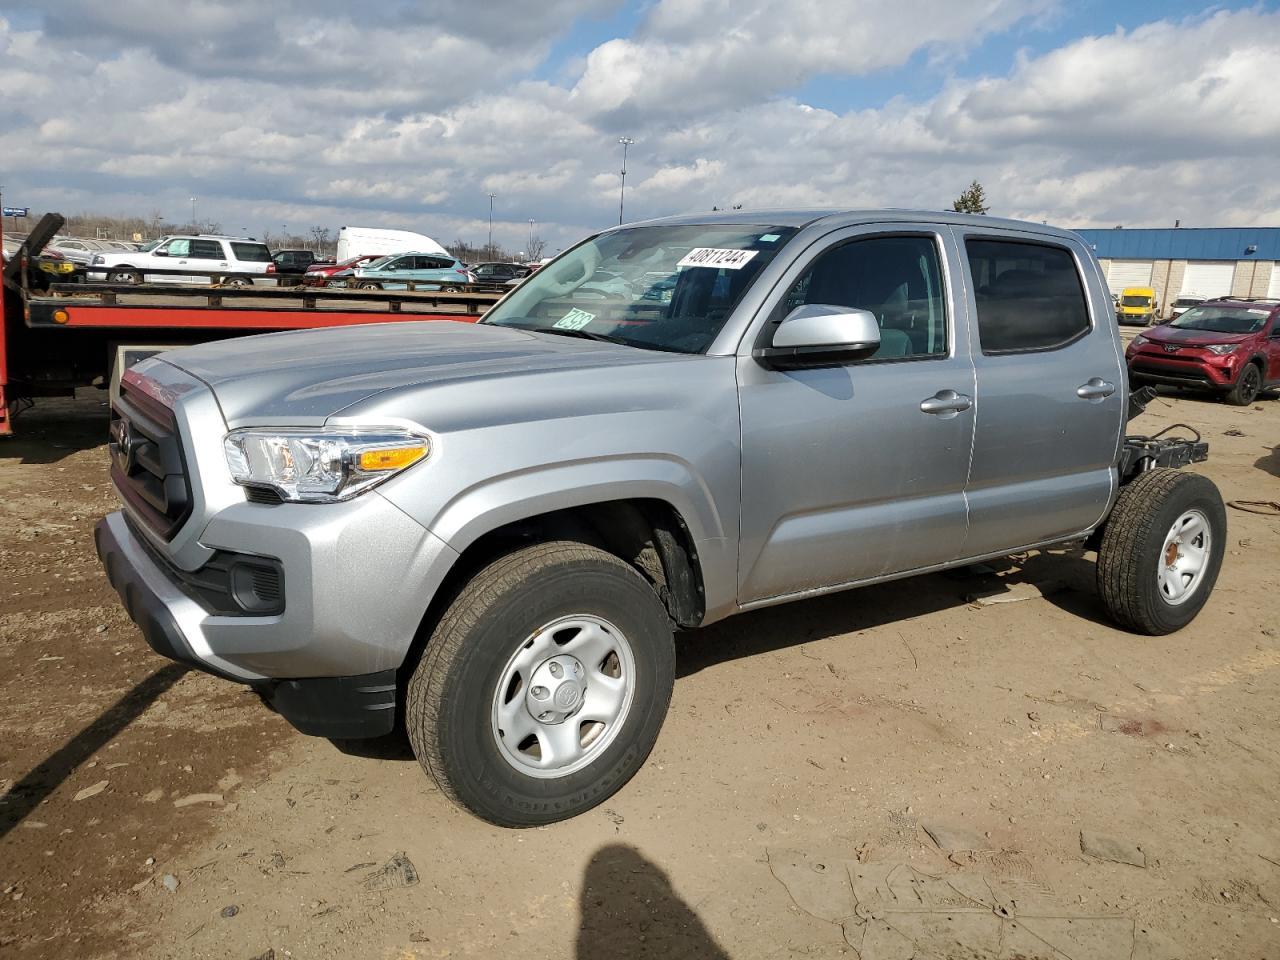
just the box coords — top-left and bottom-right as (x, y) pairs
(0, 391), (110, 464)
(0, 663), (188, 840)
(678, 548), (1107, 678)
(576, 844), (732, 959)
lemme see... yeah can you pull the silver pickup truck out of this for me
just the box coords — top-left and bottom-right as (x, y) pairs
(95, 210), (1225, 825)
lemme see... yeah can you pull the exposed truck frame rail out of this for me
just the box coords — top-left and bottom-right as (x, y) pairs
(1, 214), (502, 436)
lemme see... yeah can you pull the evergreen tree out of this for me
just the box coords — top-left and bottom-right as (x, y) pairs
(952, 180), (990, 215)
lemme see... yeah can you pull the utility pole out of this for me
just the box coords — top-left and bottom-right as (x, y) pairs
(528, 218), (535, 257)
(190, 196), (197, 232)
(617, 137), (634, 225)
(487, 194), (497, 259)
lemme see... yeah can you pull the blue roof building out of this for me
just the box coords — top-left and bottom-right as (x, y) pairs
(1069, 227), (1280, 311)
(1073, 227), (1280, 262)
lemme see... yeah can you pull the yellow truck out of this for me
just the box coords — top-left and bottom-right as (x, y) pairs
(1117, 287), (1158, 325)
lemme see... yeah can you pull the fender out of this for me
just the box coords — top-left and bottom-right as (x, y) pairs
(389, 453), (738, 624)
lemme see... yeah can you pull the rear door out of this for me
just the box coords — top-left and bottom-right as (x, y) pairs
(187, 239), (228, 284)
(736, 225), (976, 603)
(957, 229), (1125, 556)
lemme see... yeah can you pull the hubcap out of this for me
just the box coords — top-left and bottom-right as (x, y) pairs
(1158, 508), (1211, 606)
(490, 615), (635, 778)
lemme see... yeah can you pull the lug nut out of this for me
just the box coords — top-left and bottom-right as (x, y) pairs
(549, 662), (563, 678)
(538, 711), (552, 722)
(532, 685), (549, 700)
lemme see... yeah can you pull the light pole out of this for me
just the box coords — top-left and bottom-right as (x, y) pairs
(617, 137), (634, 225)
(487, 194), (497, 259)
(528, 218), (535, 257)
(190, 196), (197, 231)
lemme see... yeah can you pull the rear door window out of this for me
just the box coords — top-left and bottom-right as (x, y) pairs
(966, 239), (1091, 354)
(230, 243), (271, 262)
(189, 239), (224, 260)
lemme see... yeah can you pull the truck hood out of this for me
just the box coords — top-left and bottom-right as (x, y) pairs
(159, 320), (687, 424)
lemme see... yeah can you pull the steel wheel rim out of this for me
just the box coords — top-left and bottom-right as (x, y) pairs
(490, 614), (636, 779)
(1158, 508), (1211, 606)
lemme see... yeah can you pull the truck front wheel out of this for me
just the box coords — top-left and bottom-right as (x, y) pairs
(405, 541), (675, 826)
(1096, 469), (1226, 635)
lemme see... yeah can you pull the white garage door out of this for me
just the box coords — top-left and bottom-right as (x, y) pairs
(1267, 264), (1280, 300)
(1180, 262), (1236, 300)
(1106, 260), (1153, 294)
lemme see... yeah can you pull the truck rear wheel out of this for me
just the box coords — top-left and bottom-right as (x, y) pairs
(1096, 469), (1225, 635)
(405, 541), (675, 826)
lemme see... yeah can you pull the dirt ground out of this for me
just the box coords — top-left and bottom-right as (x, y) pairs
(1, 364), (1278, 959)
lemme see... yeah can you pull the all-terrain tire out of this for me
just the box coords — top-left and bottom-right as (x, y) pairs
(1226, 361), (1262, 406)
(1096, 469), (1226, 635)
(405, 541), (675, 827)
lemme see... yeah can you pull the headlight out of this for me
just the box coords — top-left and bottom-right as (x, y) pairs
(1132, 334), (1148, 347)
(91, 255), (104, 265)
(1204, 343), (1237, 356)
(223, 427), (429, 502)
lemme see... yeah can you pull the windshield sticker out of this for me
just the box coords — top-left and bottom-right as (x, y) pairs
(1248, 308), (1269, 315)
(677, 247), (759, 270)
(758, 234), (781, 243)
(553, 307), (596, 330)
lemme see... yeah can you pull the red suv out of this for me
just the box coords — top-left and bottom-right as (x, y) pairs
(1126, 298), (1280, 405)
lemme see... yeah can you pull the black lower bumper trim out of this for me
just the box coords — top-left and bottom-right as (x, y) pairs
(257, 672), (398, 739)
(95, 516), (397, 740)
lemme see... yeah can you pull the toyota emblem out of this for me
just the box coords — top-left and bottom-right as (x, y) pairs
(112, 419), (134, 464)
(1162, 344), (1179, 354)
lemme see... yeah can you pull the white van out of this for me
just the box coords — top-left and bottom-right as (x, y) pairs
(335, 228), (448, 263)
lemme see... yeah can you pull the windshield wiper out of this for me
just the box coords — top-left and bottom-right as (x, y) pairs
(533, 327), (633, 346)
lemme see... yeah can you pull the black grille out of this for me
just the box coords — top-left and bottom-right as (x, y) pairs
(111, 384), (192, 540)
(244, 485), (284, 504)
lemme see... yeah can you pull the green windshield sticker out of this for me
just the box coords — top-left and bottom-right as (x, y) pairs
(554, 307), (596, 330)
(759, 234), (780, 242)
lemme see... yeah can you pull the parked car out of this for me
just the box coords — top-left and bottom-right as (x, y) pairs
(48, 237), (109, 265)
(87, 235), (273, 285)
(350, 252), (472, 290)
(1126, 297), (1280, 405)
(470, 261), (531, 284)
(301, 254), (384, 287)
(271, 249), (323, 273)
(96, 209), (1225, 827)
(1168, 296), (1205, 320)
(1117, 287), (1158, 325)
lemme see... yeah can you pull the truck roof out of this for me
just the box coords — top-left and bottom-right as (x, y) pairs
(621, 208), (1083, 242)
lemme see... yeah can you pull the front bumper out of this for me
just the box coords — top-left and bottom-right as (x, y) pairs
(95, 493), (459, 737)
(1128, 350), (1238, 389)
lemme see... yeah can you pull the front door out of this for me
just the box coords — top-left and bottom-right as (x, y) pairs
(737, 228), (976, 604)
(956, 230), (1125, 556)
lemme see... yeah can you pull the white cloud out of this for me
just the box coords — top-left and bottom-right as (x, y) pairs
(0, 1), (1277, 259)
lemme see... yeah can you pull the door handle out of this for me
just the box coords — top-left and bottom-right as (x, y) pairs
(1076, 378), (1116, 400)
(919, 389), (972, 417)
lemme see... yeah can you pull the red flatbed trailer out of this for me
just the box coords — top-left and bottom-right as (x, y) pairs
(1, 215), (501, 436)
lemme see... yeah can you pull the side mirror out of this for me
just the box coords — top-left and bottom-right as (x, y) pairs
(152, 248), (168, 257)
(754, 304), (881, 368)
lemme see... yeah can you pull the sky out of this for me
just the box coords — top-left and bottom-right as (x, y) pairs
(0, 0), (1277, 254)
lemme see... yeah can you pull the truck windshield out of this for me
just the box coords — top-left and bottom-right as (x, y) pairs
(482, 224), (798, 354)
(1121, 295), (1151, 307)
(1168, 305), (1268, 334)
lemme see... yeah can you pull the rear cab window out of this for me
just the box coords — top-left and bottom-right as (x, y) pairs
(965, 239), (1091, 353)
